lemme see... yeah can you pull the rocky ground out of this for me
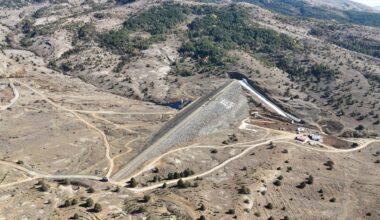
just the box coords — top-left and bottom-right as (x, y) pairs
(0, 0), (379, 219)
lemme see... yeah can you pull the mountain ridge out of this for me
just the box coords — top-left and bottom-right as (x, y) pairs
(304, 0), (376, 12)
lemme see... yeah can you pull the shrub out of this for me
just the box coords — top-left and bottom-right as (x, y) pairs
(176, 69), (193, 77)
(238, 185), (250, 194)
(355, 125), (365, 130)
(135, 206), (146, 213)
(114, 186), (120, 193)
(177, 179), (191, 188)
(87, 187), (95, 193)
(94, 203), (102, 213)
(64, 200), (71, 207)
(286, 166), (292, 172)
(40, 182), (49, 192)
(227, 209), (235, 214)
(306, 175), (314, 185)
(71, 199), (78, 206)
(199, 204), (206, 211)
(143, 195), (151, 203)
(167, 173), (174, 180)
(183, 168), (195, 177)
(265, 203), (273, 209)
(296, 181), (306, 189)
(86, 198), (94, 208)
(273, 179), (282, 186)
(130, 178), (138, 188)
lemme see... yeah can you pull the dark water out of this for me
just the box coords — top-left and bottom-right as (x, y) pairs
(166, 101), (184, 109)
(228, 72), (248, 81)
(152, 100), (190, 110)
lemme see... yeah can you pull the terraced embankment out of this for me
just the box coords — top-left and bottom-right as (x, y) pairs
(112, 80), (249, 181)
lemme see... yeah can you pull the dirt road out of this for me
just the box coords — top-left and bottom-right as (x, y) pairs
(13, 79), (114, 178)
(0, 80), (19, 111)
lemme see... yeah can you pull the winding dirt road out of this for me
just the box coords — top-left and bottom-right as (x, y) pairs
(0, 80), (19, 111)
(1, 80), (378, 195)
(13, 79), (115, 178)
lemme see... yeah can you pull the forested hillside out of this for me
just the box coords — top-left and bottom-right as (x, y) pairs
(233, 0), (380, 27)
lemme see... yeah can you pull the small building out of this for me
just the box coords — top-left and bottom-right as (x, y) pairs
(297, 127), (305, 132)
(295, 136), (307, 142)
(309, 134), (321, 141)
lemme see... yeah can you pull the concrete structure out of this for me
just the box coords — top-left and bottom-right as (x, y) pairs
(112, 80), (249, 181)
(309, 134), (321, 141)
(239, 79), (302, 123)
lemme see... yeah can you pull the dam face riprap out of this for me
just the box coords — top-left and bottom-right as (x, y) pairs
(112, 80), (249, 180)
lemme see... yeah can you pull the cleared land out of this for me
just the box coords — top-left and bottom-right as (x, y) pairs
(0, 0), (379, 219)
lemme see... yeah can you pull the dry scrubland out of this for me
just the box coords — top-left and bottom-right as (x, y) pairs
(0, 0), (379, 219)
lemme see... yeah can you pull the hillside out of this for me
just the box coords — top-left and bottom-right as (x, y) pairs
(233, 0), (380, 27)
(304, 0), (375, 11)
(0, 0), (379, 219)
(4, 0), (377, 134)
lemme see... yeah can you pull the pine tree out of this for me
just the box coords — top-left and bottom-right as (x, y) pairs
(86, 198), (94, 207)
(94, 203), (102, 213)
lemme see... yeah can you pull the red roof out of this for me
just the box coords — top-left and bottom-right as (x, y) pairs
(295, 136), (307, 141)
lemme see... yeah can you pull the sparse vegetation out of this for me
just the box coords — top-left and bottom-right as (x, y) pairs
(86, 198), (94, 208)
(143, 195), (151, 203)
(324, 160), (334, 170)
(177, 179), (192, 188)
(226, 209), (235, 214)
(198, 215), (206, 220)
(94, 203), (102, 213)
(265, 202), (273, 209)
(38, 181), (50, 192)
(273, 179), (282, 186)
(167, 168), (195, 180)
(129, 178), (138, 188)
(87, 187), (95, 193)
(234, 0), (380, 27)
(71, 198), (78, 206)
(238, 185), (251, 194)
(306, 175), (314, 185)
(309, 25), (380, 58)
